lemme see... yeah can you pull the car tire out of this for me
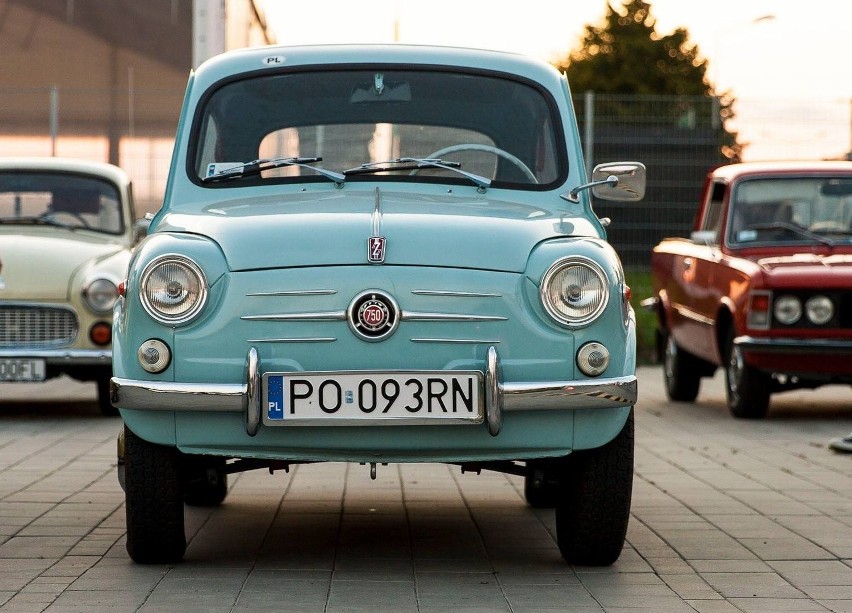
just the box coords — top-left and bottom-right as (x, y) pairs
(96, 375), (119, 416)
(524, 461), (559, 508)
(724, 329), (770, 419)
(183, 458), (229, 507)
(662, 332), (701, 402)
(124, 426), (186, 563)
(555, 409), (633, 566)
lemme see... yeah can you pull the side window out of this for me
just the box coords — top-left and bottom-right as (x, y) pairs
(700, 182), (726, 244)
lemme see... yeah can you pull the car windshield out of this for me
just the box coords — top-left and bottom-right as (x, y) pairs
(728, 176), (852, 246)
(0, 171), (124, 235)
(192, 69), (564, 189)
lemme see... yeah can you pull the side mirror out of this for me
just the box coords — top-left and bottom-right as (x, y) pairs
(591, 162), (646, 202)
(132, 218), (150, 243)
(690, 230), (716, 245)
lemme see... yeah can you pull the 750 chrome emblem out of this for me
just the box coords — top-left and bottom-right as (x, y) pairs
(368, 236), (386, 263)
(347, 290), (399, 342)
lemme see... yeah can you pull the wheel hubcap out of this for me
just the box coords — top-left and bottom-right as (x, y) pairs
(727, 344), (744, 402)
(664, 336), (676, 380)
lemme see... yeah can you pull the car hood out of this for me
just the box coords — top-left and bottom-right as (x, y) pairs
(757, 253), (852, 287)
(0, 233), (125, 300)
(155, 189), (596, 273)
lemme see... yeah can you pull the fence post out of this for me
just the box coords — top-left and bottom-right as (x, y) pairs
(584, 90), (595, 178)
(49, 85), (59, 156)
(711, 95), (721, 131)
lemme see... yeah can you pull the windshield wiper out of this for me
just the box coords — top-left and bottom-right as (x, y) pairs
(202, 157), (345, 186)
(748, 222), (837, 247)
(344, 157), (491, 190)
(0, 216), (77, 230)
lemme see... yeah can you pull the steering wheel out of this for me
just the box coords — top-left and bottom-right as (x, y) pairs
(415, 144), (538, 183)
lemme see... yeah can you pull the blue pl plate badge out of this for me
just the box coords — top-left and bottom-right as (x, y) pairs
(267, 376), (284, 420)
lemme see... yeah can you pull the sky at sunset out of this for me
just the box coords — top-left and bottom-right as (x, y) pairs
(260, 0), (852, 161)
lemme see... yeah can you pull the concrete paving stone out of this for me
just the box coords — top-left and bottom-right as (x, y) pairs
(800, 584), (852, 601)
(815, 600), (852, 613)
(768, 560), (852, 586)
(501, 582), (600, 608)
(642, 557), (695, 575)
(45, 590), (152, 613)
(726, 597), (832, 612)
(701, 572), (806, 599)
(738, 536), (835, 561)
(690, 559), (774, 573)
(0, 536), (78, 559)
(326, 579), (418, 609)
(685, 599), (743, 613)
(412, 556), (495, 573)
(16, 526), (90, 538)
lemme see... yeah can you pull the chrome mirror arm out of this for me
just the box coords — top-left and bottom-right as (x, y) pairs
(560, 175), (618, 203)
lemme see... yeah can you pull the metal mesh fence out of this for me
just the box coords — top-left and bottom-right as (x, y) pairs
(1, 88), (849, 268)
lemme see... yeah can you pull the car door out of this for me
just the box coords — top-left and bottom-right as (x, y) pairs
(669, 181), (726, 363)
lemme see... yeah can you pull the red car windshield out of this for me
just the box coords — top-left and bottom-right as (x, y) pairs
(728, 176), (852, 246)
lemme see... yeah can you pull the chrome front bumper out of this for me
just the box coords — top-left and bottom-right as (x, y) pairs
(111, 346), (637, 437)
(0, 348), (111, 365)
(735, 336), (852, 355)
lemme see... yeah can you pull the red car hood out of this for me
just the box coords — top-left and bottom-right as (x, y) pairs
(756, 253), (852, 289)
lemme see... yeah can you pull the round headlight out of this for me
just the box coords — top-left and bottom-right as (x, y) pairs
(541, 257), (609, 327)
(773, 295), (801, 325)
(805, 295), (833, 325)
(139, 255), (207, 324)
(83, 278), (119, 313)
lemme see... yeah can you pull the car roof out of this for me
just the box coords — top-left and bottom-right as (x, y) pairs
(711, 160), (852, 181)
(191, 43), (564, 91)
(0, 157), (130, 187)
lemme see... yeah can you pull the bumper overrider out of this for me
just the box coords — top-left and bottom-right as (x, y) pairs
(111, 346), (637, 437)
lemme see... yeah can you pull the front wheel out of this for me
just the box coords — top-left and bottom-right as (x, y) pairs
(124, 426), (186, 563)
(555, 409), (634, 565)
(96, 376), (119, 416)
(724, 328), (770, 419)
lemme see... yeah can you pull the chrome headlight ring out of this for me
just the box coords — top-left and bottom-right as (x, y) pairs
(139, 254), (208, 325)
(773, 294), (802, 326)
(805, 295), (833, 325)
(540, 256), (610, 328)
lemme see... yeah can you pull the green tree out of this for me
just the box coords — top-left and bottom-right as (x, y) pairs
(556, 0), (740, 160)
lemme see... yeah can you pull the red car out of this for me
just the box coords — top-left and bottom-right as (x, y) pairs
(648, 161), (852, 418)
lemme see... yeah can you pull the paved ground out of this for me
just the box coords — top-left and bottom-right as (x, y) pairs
(0, 366), (850, 613)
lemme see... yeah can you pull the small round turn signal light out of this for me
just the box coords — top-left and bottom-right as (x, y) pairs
(137, 339), (171, 374)
(89, 322), (112, 346)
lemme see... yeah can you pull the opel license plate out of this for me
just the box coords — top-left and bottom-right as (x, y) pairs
(263, 370), (483, 425)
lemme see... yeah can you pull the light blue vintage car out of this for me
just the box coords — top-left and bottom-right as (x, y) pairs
(112, 44), (645, 565)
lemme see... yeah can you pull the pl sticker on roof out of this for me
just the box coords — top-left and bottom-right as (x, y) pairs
(262, 56), (285, 66)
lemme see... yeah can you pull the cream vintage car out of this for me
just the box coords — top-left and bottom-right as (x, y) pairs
(0, 157), (138, 414)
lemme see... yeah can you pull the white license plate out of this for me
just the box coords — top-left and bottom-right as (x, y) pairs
(263, 370), (483, 425)
(0, 358), (46, 382)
